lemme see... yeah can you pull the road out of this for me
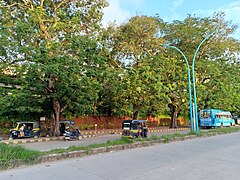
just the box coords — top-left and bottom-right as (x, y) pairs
(1, 131), (240, 179)
(19, 130), (189, 151)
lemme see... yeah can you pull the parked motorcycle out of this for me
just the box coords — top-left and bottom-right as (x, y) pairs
(63, 129), (83, 141)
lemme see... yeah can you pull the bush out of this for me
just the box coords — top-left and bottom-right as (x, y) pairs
(0, 127), (10, 134)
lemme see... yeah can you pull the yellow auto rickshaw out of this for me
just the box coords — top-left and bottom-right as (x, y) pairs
(10, 121), (40, 139)
(122, 120), (148, 138)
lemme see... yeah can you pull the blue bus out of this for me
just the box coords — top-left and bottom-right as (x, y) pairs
(199, 109), (235, 128)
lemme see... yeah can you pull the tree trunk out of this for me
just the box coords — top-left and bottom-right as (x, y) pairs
(133, 110), (139, 119)
(168, 104), (178, 128)
(53, 98), (60, 136)
(170, 110), (178, 128)
(146, 105), (154, 120)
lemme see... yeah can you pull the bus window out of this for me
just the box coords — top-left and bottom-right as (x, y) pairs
(200, 111), (211, 119)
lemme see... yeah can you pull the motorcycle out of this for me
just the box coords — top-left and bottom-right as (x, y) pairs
(63, 129), (83, 141)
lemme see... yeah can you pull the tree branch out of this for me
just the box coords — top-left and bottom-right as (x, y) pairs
(0, 3), (16, 7)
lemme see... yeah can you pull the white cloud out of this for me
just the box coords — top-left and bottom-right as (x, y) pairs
(128, 0), (144, 8)
(192, 1), (240, 38)
(102, 0), (146, 26)
(220, 3), (240, 38)
(171, 0), (184, 12)
(165, 0), (185, 23)
(102, 0), (132, 26)
(193, 1), (240, 19)
(222, 2), (240, 22)
(228, 1), (240, 8)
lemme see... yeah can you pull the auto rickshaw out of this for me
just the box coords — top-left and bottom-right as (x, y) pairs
(122, 120), (148, 138)
(10, 121), (40, 139)
(59, 120), (75, 135)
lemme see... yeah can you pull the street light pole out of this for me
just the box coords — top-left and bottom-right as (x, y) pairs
(162, 44), (194, 131)
(192, 29), (218, 134)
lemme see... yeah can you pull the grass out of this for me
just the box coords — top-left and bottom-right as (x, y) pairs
(1, 126), (240, 169)
(0, 143), (42, 167)
(200, 126), (240, 134)
(0, 137), (133, 168)
(43, 137), (133, 155)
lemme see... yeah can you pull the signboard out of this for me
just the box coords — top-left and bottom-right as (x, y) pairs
(40, 117), (46, 121)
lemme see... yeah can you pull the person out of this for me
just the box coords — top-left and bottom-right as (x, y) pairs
(19, 124), (26, 137)
(68, 122), (79, 137)
(25, 126), (32, 136)
(142, 123), (148, 138)
(59, 123), (65, 135)
(138, 123), (143, 137)
(19, 124), (25, 131)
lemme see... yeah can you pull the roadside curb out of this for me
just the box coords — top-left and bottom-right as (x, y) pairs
(1, 134), (97, 145)
(149, 127), (189, 133)
(1, 128), (189, 144)
(101, 127), (190, 135)
(82, 129), (121, 135)
(3, 137), (64, 145)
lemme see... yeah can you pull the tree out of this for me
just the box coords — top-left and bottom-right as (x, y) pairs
(0, 0), (108, 135)
(162, 12), (240, 127)
(107, 16), (167, 119)
(158, 51), (189, 128)
(197, 59), (240, 113)
(192, 13), (240, 114)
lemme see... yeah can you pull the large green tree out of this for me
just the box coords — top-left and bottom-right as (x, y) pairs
(163, 12), (240, 127)
(107, 16), (168, 119)
(0, 0), (108, 135)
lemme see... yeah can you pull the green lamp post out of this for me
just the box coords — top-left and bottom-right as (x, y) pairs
(162, 44), (194, 131)
(192, 29), (218, 134)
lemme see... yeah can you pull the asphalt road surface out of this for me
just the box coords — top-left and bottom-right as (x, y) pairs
(1, 131), (240, 180)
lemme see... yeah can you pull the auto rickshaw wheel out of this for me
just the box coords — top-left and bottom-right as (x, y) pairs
(34, 135), (38, 139)
(132, 135), (137, 139)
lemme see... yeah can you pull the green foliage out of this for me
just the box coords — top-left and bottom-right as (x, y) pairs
(106, 16), (168, 119)
(0, 0), (109, 126)
(162, 12), (240, 126)
(0, 127), (10, 134)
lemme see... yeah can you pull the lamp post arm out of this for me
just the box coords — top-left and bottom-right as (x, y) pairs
(192, 29), (218, 68)
(192, 29), (218, 134)
(162, 44), (194, 131)
(167, 46), (189, 67)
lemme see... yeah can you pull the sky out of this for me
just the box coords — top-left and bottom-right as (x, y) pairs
(102, 0), (240, 39)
